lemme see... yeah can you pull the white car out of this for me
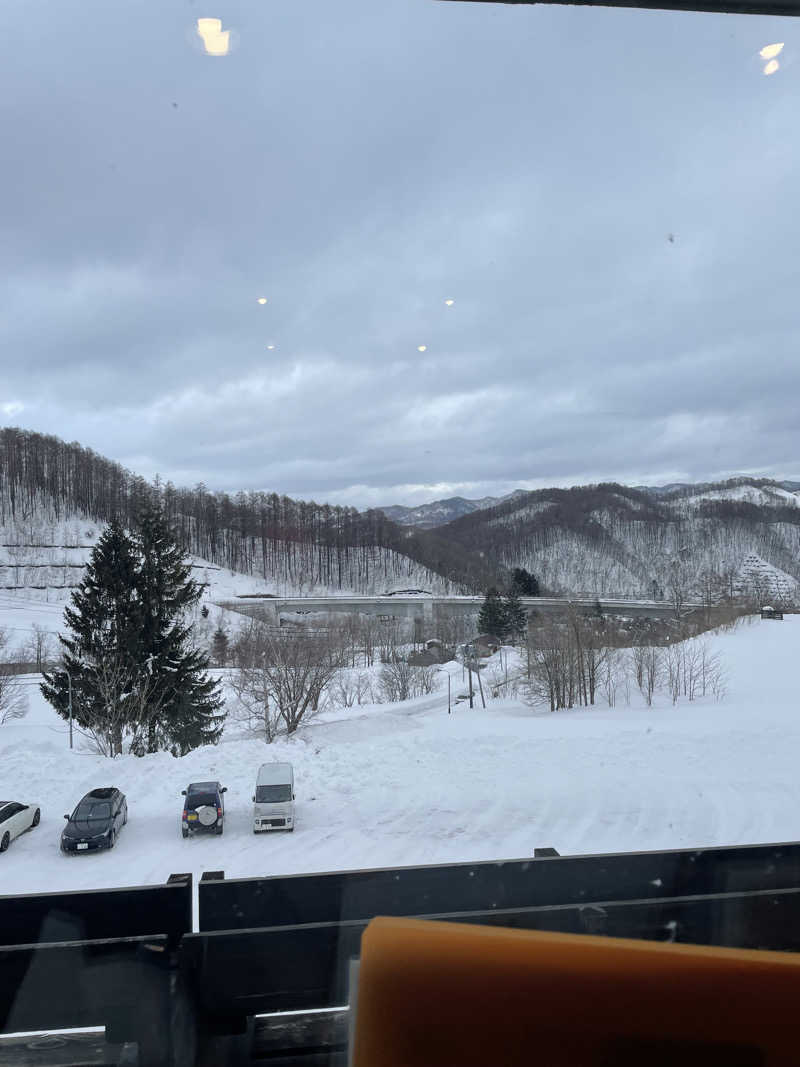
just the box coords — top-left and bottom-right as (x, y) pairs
(0, 800), (41, 852)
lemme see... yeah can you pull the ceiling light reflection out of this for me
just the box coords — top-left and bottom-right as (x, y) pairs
(764, 59), (780, 75)
(257, 297), (268, 304)
(197, 18), (230, 57)
(760, 42), (784, 60)
(417, 345), (427, 352)
(444, 299), (454, 306)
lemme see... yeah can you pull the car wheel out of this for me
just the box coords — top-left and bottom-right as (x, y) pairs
(182, 828), (189, 839)
(32, 809), (40, 827)
(123, 808), (127, 826)
(0, 832), (9, 853)
(216, 824), (224, 836)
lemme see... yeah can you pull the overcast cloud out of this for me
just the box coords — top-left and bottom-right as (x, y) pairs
(1, 0), (798, 508)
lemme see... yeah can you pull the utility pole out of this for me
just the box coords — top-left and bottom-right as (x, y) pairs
(436, 667), (451, 714)
(61, 668), (73, 750)
(476, 666), (486, 708)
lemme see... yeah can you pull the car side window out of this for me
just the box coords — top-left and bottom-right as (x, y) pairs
(0, 809), (10, 824)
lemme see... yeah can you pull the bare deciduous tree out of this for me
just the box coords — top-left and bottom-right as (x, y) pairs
(631, 646), (661, 706)
(0, 670), (28, 725)
(22, 624), (53, 671)
(229, 662), (282, 742)
(232, 622), (345, 737)
(666, 639), (727, 704)
(0, 628), (28, 725)
(601, 649), (625, 707)
(378, 660), (438, 703)
(331, 669), (375, 708)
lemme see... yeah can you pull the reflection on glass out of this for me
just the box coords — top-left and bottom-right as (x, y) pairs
(196, 18), (230, 57)
(257, 297), (268, 305)
(764, 59), (780, 75)
(759, 42), (784, 59)
(267, 344), (276, 350)
(417, 345), (427, 352)
(444, 299), (455, 306)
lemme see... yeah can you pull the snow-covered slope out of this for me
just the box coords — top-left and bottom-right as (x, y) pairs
(440, 479), (800, 601)
(678, 485), (800, 509)
(0, 511), (458, 659)
(378, 490), (527, 529)
(1, 614), (799, 898)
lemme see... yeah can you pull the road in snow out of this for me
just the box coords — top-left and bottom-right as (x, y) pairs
(1, 615), (799, 900)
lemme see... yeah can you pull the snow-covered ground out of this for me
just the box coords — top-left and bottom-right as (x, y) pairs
(1, 614), (799, 901)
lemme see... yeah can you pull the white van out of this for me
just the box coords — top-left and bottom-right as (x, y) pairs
(252, 762), (295, 833)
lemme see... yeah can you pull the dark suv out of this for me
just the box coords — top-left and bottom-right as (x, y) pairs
(62, 788), (127, 853)
(181, 781), (226, 837)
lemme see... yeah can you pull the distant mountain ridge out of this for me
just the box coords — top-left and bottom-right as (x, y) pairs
(377, 490), (527, 529)
(3, 426), (800, 602)
(379, 478), (800, 528)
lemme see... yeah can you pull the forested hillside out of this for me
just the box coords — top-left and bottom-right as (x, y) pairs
(2, 427), (799, 601)
(438, 482), (800, 600)
(0, 428), (489, 594)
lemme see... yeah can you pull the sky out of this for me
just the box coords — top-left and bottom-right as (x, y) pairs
(1, 0), (798, 509)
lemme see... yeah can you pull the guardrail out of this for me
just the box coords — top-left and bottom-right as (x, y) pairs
(4, 844), (800, 1064)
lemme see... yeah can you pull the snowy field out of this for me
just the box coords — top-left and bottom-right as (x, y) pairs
(1, 614), (799, 901)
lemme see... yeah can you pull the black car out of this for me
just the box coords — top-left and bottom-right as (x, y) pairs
(181, 781), (226, 838)
(61, 788), (127, 853)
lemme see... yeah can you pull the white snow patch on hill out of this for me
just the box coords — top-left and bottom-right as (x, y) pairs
(683, 485), (800, 508)
(735, 555), (797, 601)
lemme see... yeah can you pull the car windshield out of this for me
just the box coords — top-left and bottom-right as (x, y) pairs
(73, 803), (111, 821)
(186, 794), (218, 810)
(256, 785), (291, 804)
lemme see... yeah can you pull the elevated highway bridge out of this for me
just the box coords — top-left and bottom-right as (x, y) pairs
(214, 594), (702, 626)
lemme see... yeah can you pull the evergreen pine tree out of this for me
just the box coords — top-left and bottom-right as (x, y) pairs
(511, 567), (540, 596)
(503, 588), (527, 645)
(211, 626), (229, 666)
(133, 503), (224, 755)
(478, 587), (509, 640)
(41, 521), (140, 755)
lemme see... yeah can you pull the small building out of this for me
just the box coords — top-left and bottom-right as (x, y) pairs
(408, 649), (440, 667)
(409, 640), (452, 667)
(761, 605), (784, 620)
(472, 634), (502, 657)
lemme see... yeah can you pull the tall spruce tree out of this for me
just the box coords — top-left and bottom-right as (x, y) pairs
(511, 567), (540, 597)
(503, 588), (527, 645)
(211, 626), (230, 666)
(41, 521), (141, 755)
(133, 503), (224, 755)
(478, 587), (509, 640)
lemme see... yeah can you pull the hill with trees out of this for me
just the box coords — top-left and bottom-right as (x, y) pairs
(1, 426), (798, 603)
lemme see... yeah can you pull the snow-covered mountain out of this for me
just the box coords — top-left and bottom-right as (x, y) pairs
(2, 429), (799, 604)
(382, 480), (800, 529)
(377, 489), (527, 528)
(437, 478), (800, 603)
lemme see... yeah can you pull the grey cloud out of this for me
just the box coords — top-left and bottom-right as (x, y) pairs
(1, 0), (798, 507)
